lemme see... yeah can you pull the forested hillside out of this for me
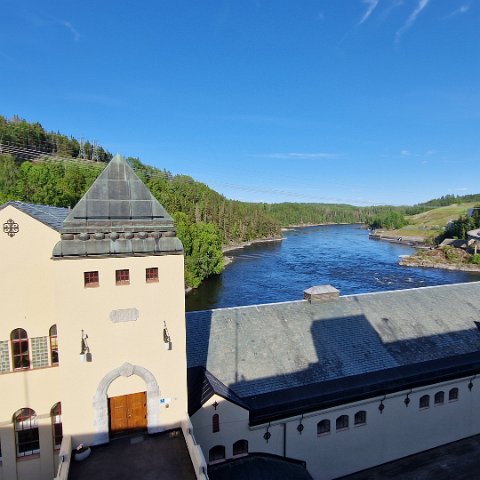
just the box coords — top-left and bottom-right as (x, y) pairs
(5, 114), (476, 286)
(0, 115), (279, 287)
(266, 203), (397, 226)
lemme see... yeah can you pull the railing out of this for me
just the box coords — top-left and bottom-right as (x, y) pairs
(54, 435), (72, 480)
(181, 417), (209, 480)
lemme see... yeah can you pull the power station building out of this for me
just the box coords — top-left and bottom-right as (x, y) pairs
(1, 155), (480, 480)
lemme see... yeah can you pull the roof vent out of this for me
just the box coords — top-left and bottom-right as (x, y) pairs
(304, 285), (339, 304)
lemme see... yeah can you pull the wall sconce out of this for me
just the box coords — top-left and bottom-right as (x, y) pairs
(263, 423), (271, 443)
(297, 415), (304, 434)
(404, 389), (412, 407)
(163, 322), (172, 350)
(80, 330), (91, 362)
(468, 376), (475, 391)
(378, 395), (386, 414)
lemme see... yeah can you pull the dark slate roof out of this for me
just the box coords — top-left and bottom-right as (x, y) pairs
(0, 201), (69, 232)
(187, 282), (480, 423)
(62, 154), (175, 233)
(187, 367), (248, 416)
(52, 155), (183, 257)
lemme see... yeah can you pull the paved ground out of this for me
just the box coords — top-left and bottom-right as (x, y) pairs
(208, 454), (313, 480)
(340, 434), (480, 480)
(69, 430), (196, 480)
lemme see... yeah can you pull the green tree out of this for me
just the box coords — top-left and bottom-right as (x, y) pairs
(0, 154), (19, 202)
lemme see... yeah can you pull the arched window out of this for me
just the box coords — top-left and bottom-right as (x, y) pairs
(336, 415), (349, 430)
(449, 388), (459, 401)
(233, 439), (248, 456)
(209, 445), (225, 463)
(11, 328), (29, 370)
(419, 395), (430, 409)
(317, 419), (330, 435)
(14, 408), (39, 457)
(49, 325), (59, 366)
(354, 410), (367, 426)
(212, 413), (220, 433)
(51, 403), (63, 449)
(434, 391), (444, 405)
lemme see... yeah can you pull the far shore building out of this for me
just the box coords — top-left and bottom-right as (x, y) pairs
(1, 154), (480, 480)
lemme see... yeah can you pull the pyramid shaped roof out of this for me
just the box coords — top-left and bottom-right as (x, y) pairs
(53, 155), (183, 257)
(62, 154), (174, 233)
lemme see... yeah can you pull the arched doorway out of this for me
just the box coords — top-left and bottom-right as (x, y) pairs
(92, 362), (161, 444)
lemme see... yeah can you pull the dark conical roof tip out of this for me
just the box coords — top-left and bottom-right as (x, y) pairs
(62, 154), (175, 234)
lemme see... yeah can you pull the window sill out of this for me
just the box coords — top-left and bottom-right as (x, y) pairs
(84, 284), (99, 288)
(1, 364), (59, 376)
(317, 432), (330, 437)
(336, 428), (349, 432)
(17, 453), (40, 462)
(354, 423), (366, 428)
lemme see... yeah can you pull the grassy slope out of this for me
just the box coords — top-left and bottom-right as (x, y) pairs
(379, 203), (477, 241)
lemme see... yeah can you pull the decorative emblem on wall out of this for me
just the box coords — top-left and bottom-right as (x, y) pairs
(3, 219), (19, 237)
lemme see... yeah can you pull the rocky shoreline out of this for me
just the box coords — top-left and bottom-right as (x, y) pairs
(222, 236), (284, 266)
(399, 257), (480, 272)
(369, 232), (427, 247)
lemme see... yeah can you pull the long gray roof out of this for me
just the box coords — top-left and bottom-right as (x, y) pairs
(0, 201), (69, 231)
(187, 282), (480, 422)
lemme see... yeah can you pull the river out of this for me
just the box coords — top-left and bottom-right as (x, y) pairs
(185, 224), (480, 312)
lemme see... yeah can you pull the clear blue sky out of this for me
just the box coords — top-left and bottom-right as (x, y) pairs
(1, 1), (479, 206)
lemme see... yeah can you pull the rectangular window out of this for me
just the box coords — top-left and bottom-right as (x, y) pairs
(146, 267), (159, 283)
(17, 428), (40, 457)
(84, 271), (99, 288)
(15, 411), (40, 457)
(115, 269), (130, 285)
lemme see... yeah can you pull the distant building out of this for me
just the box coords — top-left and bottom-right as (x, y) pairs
(467, 207), (480, 218)
(1, 155), (480, 480)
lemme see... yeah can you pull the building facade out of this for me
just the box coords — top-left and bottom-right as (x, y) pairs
(0, 156), (188, 480)
(187, 282), (480, 479)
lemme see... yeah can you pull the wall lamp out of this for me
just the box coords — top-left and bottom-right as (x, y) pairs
(80, 330), (91, 362)
(297, 414), (304, 434)
(468, 376), (475, 391)
(404, 389), (412, 407)
(378, 395), (386, 414)
(163, 322), (172, 350)
(263, 424), (271, 443)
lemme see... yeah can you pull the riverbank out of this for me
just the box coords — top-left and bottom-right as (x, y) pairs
(222, 236), (284, 253)
(369, 231), (428, 247)
(223, 236), (284, 268)
(282, 222), (363, 231)
(185, 236), (284, 294)
(399, 248), (480, 273)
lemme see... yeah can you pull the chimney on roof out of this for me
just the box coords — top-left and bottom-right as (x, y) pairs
(304, 285), (340, 304)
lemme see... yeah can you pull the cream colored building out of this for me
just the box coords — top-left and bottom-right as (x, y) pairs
(187, 282), (480, 479)
(0, 155), (190, 480)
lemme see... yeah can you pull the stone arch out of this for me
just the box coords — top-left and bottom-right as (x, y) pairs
(92, 362), (161, 444)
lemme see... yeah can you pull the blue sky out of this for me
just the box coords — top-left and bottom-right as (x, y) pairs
(1, 1), (479, 206)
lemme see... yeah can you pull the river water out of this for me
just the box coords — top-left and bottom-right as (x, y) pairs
(186, 224), (480, 312)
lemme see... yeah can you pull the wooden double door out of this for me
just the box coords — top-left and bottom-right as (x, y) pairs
(109, 391), (147, 434)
